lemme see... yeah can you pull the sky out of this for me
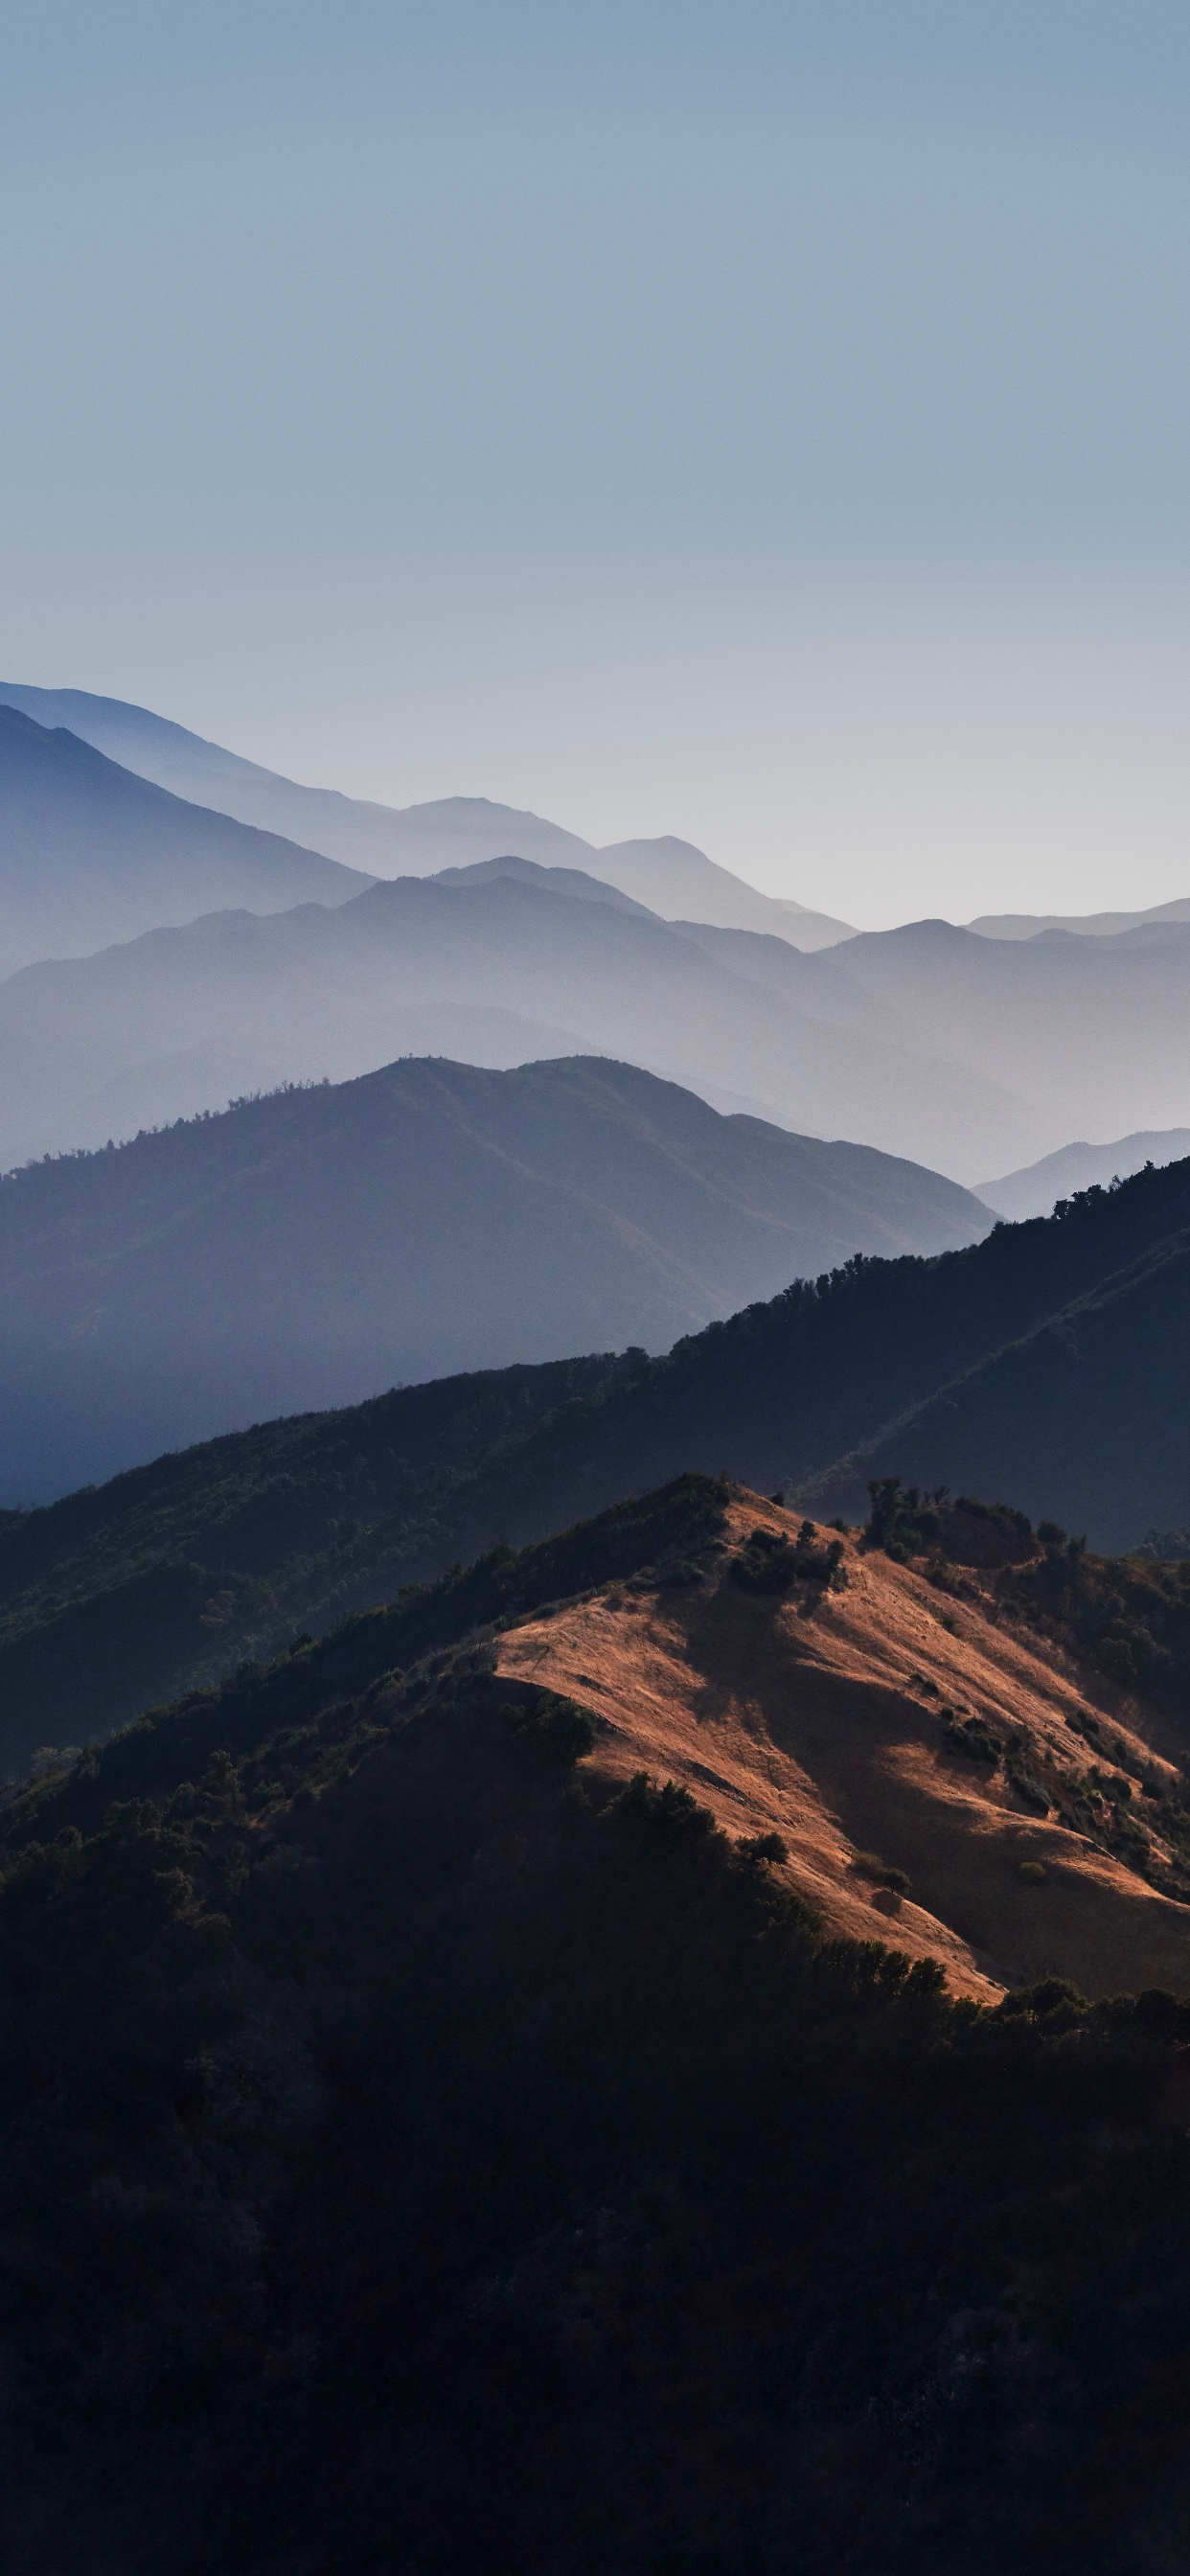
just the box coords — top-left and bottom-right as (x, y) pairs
(3, 2), (1189, 927)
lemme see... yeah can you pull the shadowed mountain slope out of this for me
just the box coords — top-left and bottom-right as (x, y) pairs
(5, 1477), (1190, 2569)
(0, 1054), (989, 1501)
(0, 682), (854, 944)
(0, 707), (372, 974)
(2, 1153), (1187, 1757)
(799, 1219), (1190, 1548)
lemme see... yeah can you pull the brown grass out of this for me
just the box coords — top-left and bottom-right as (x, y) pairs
(495, 1490), (1190, 2004)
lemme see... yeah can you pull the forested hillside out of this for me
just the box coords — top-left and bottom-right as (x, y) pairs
(2, 1154), (1187, 1765)
(3, 1477), (1190, 2572)
(803, 1220), (1190, 1541)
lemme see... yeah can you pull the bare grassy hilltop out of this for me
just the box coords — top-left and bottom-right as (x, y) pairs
(495, 1489), (1190, 2003)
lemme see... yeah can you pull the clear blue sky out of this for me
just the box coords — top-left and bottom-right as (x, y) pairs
(4, 3), (1189, 922)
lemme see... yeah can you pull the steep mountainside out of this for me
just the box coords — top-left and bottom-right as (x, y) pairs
(2, 1478), (1190, 2571)
(0, 1054), (989, 1501)
(0, 707), (372, 973)
(976, 1125), (1190, 1220)
(493, 1489), (1190, 2000)
(1, 1154), (1187, 1757)
(800, 1219), (1190, 1547)
(0, 683), (853, 943)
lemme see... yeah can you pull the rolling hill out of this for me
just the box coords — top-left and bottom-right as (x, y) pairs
(2, 1149), (1187, 1761)
(0, 681), (855, 945)
(0, 706), (373, 974)
(0, 1054), (990, 1502)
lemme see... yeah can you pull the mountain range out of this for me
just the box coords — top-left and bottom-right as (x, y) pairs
(0, 704), (372, 975)
(0, 1054), (989, 1502)
(3, 1146), (1186, 1765)
(5, 692), (1190, 1187)
(11, 681), (1188, 950)
(0, 686), (855, 947)
(3, 857), (1190, 1180)
(969, 897), (1190, 940)
(2, 672), (1189, 2575)
(977, 1125), (1190, 1221)
(0, 864), (1022, 1175)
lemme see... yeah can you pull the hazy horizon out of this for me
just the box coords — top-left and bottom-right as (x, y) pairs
(5, 5), (1190, 930)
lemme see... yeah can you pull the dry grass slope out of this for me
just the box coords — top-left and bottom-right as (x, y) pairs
(496, 1490), (1190, 2003)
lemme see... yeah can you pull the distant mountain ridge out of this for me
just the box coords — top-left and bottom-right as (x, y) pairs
(0, 869), (1038, 1178)
(0, 1052), (990, 1501)
(0, 704), (372, 974)
(3, 865), (1190, 1181)
(977, 1127), (1190, 1221)
(968, 897), (1190, 940)
(5, 687), (1190, 1184)
(0, 682), (855, 948)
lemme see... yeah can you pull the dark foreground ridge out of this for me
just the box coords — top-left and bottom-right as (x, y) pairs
(2, 1485), (1190, 2571)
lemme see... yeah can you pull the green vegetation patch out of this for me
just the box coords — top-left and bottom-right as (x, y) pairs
(731, 1518), (846, 1596)
(945, 1712), (1003, 1766)
(994, 1524), (1190, 1714)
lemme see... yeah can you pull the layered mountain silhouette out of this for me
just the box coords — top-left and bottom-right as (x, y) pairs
(977, 1126), (1190, 1221)
(0, 868), (1026, 1175)
(0, 1054), (989, 1501)
(969, 896), (1190, 939)
(0, 683), (854, 945)
(3, 1151), (1186, 1752)
(0, 705), (372, 974)
(2, 863), (1190, 1178)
